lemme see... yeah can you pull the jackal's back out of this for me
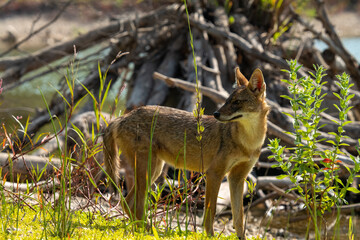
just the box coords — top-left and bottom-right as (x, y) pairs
(107, 106), (226, 171)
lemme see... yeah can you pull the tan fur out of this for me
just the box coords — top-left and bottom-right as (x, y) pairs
(103, 68), (269, 239)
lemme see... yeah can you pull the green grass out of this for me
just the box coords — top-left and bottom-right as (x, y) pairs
(0, 204), (244, 240)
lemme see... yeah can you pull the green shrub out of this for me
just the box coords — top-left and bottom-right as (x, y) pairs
(268, 60), (360, 239)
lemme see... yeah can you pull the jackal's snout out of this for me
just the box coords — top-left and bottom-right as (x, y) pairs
(213, 108), (244, 122)
(213, 110), (241, 121)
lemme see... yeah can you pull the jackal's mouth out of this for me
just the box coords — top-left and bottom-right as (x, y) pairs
(229, 114), (243, 121)
(214, 112), (243, 122)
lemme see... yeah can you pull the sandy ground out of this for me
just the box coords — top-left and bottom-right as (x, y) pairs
(0, 12), (109, 51)
(328, 11), (360, 37)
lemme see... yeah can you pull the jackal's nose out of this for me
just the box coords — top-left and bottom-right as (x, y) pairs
(213, 111), (220, 119)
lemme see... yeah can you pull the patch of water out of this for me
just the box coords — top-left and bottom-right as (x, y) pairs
(0, 44), (126, 128)
(315, 37), (360, 62)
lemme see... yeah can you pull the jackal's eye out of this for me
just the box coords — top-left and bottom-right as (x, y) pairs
(231, 100), (243, 110)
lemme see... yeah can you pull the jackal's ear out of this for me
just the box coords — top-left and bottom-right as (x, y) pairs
(235, 67), (248, 87)
(248, 68), (266, 97)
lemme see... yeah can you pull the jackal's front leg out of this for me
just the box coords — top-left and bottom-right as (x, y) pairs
(228, 163), (253, 240)
(203, 170), (224, 236)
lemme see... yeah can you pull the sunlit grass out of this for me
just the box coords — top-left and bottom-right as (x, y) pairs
(0, 204), (246, 240)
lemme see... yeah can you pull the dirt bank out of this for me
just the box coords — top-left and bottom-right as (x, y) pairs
(329, 11), (360, 37)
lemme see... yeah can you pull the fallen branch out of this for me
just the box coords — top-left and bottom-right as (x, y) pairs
(267, 183), (302, 202)
(0, 3), (184, 85)
(2, 179), (59, 192)
(256, 176), (294, 190)
(0, 152), (62, 181)
(289, 203), (360, 223)
(153, 72), (228, 105)
(147, 35), (184, 106)
(187, 15), (307, 77)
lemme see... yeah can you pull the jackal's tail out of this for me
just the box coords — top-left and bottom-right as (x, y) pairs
(103, 122), (120, 192)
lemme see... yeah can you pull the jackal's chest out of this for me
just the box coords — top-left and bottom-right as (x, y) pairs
(225, 149), (260, 173)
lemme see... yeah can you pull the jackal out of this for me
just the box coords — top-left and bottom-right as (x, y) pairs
(103, 68), (269, 239)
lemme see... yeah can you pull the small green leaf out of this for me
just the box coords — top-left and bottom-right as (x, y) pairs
(276, 174), (289, 180)
(281, 95), (293, 101)
(347, 187), (360, 194)
(333, 92), (341, 99)
(228, 15), (235, 25)
(282, 112), (294, 119)
(326, 140), (336, 145)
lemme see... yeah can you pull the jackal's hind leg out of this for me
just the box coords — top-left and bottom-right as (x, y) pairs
(123, 153), (164, 222)
(120, 153), (134, 194)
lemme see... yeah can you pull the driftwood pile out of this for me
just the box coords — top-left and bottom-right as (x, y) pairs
(1, 0), (360, 214)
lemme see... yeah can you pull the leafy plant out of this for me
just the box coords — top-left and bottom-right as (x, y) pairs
(39, 60), (79, 238)
(268, 60), (360, 239)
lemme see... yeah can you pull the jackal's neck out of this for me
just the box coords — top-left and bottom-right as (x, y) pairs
(234, 110), (268, 151)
